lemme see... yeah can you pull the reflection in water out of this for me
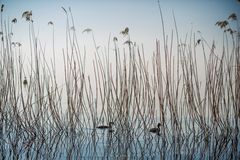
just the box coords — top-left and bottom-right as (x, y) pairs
(0, 126), (239, 159)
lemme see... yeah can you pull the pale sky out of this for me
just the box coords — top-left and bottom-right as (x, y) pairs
(3, 0), (239, 49)
(1, 0), (240, 81)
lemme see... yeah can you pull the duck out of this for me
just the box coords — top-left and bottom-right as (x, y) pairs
(23, 77), (28, 86)
(96, 122), (114, 132)
(149, 123), (161, 134)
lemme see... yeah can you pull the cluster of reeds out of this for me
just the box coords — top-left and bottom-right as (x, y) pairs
(0, 3), (239, 159)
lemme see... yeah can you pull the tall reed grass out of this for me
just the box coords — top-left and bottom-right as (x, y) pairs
(0, 3), (239, 159)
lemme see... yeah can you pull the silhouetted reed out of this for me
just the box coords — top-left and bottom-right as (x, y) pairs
(0, 2), (239, 159)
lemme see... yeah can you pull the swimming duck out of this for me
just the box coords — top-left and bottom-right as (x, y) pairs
(149, 123), (161, 134)
(96, 122), (114, 132)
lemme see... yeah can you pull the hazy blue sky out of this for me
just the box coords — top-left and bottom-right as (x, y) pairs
(1, 0), (240, 80)
(2, 0), (239, 50)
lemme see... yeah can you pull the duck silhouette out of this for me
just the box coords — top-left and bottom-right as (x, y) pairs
(149, 123), (161, 134)
(96, 122), (114, 132)
(23, 77), (28, 86)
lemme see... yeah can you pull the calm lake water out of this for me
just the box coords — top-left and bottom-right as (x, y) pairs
(1, 123), (239, 159)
